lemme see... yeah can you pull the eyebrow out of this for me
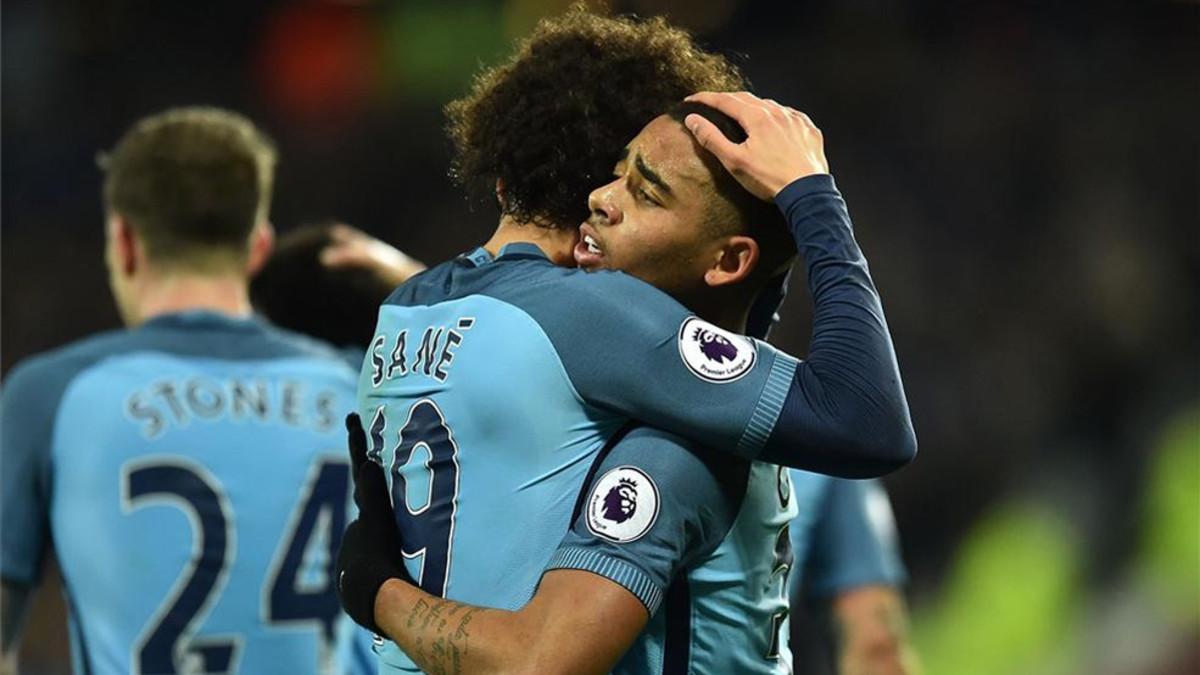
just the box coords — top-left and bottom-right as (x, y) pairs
(634, 154), (673, 196)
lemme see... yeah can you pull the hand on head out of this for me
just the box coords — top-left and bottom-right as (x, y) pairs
(683, 92), (829, 201)
(320, 224), (427, 288)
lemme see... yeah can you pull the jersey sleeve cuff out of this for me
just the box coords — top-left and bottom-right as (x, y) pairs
(736, 352), (798, 459)
(546, 546), (664, 615)
(774, 174), (838, 209)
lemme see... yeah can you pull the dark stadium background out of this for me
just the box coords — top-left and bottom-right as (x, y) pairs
(2, 1), (1196, 673)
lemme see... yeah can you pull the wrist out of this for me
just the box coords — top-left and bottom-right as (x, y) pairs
(373, 577), (410, 636)
(773, 173), (836, 203)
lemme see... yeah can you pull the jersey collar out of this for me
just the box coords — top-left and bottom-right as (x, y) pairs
(460, 243), (550, 267)
(498, 242), (551, 260)
(140, 310), (265, 333)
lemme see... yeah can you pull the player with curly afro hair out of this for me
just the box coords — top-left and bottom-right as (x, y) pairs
(445, 4), (745, 231)
(338, 7), (919, 675)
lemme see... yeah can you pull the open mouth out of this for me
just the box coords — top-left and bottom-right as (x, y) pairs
(574, 224), (606, 268)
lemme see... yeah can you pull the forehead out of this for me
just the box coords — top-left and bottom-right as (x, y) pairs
(626, 115), (713, 189)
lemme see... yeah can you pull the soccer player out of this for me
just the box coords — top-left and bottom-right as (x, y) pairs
(333, 9), (914, 673)
(305, 180), (921, 675)
(789, 473), (920, 675)
(257, 188), (919, 675)
(335, 13), (910, 675)
(1, 108), (369, 674)
(339, 89), (901, 673)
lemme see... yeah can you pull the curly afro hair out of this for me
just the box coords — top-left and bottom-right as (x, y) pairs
(446, 5), (746, 229)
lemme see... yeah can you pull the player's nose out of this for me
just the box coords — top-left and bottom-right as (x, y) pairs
(587, 185), (623, 227)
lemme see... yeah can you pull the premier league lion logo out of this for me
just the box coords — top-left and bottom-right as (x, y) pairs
(587, 467), (660, 542)
(693, 327), (739, 364)
(601, 478), (638, 523)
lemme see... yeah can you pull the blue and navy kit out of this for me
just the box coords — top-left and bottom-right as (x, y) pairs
(543, 450), (906, 675)
(548, 427), (799, 674)
(358, 175), (910, 671)
(787, 472), (906, 600)
(1, 312), (374, 675)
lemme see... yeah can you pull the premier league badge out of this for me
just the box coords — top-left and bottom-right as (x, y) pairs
(586, 466), (660, 543)
(677, 317), (757, 383)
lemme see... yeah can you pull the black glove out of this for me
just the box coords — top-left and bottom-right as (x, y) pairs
(336, 413), (410, 634)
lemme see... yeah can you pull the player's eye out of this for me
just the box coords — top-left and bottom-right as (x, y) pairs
(637, 187), (661, 206)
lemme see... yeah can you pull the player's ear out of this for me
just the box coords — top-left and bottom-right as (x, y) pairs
(704, 235), (759, 288)
(495, 179), (508, 211)
(246, 220), (275, 276)
(108, 214), (139, 277)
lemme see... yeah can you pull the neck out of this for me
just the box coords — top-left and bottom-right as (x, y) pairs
(685, 285), (754, 334)
(127, 270), (252, 326)
(483, 215), (579, 266)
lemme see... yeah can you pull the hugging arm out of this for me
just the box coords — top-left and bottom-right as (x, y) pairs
(337, 421), (737, 674)
(687, 91), (916, 476)
(525, 93), (914, 478)
(370, 570), (646, 675)
(336, 415), (647, 675)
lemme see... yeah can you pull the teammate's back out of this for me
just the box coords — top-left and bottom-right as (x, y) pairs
(360, 245), (634, 611)
(1, 106), (372, 674)
(359, 238), (818, 671)
(3, 313), (361, 673)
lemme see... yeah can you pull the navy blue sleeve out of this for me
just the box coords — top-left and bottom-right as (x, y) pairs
(545, 427), (747, 615)
(760, 175), (916, 476)
(800, 479), (907, 598)
(1, 358), (60, 586)
(512, 268), (802, 465)
(526, 175), (914, 477)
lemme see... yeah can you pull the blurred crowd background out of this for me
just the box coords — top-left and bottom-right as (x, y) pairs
(3, 1), (1197, 674)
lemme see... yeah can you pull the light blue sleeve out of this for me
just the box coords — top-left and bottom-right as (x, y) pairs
(0, 357), (63, 585)
(800, 479), (907, 597)
(501, 270), (799, 463)
(544, 427), (749, 615)
(504, 175), (916, 478)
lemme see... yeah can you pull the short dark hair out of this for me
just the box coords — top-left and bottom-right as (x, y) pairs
(250, 224), (396, 349)
(446, 5), (745, 230)
(667, 102), (794, 274)
(100, 107), (277, 268)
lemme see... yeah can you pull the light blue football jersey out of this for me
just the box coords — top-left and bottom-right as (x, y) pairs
(548, 427), (799, 674)
(787, 471), (906, 601)
(360, 174), (914, 671)
(358, 243), (803, 671)
(1, 312), (374, 675)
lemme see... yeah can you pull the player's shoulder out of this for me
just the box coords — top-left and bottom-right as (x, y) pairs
(250, 320), (358, 370)
(5, 316), (353, 398)
(2, 327), (137, 415)
(380, 256), (459, 307)
(6, 328), (134, 387)
(136, 311), (356, 374)
(605, 426), (752, 502)
(580, 426), (752, 559)
(526, 265), (681, 310)
(382, 246), (690, 342)
(484, 265), (692, 351)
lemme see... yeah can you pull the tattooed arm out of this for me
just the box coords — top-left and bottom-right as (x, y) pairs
(373, 569), (647, 675)
(829, 585), (921, 675)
